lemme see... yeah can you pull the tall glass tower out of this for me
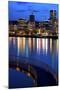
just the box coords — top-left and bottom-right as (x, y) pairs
(29, 15), (35, 22)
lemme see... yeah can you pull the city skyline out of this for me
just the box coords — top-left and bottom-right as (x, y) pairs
(9, 2), (58, 88)
(8, 1), (58, 21)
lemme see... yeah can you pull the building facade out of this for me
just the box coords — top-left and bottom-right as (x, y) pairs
(18, 19), (27, 30)
(28, 15), (35, 31)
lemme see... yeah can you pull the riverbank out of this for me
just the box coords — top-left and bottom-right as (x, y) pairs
(9, 34), (58, 39)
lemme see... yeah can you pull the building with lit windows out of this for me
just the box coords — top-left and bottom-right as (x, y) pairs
(18, 19), (27, 30)
(50, 10), (56, 21)
(49, 10), (57, 31)
(28, 15), (35, 31)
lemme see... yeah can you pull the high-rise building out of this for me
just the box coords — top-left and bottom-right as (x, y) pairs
(29, 15), (35, 22)
(50, 10), (53, 20)
(49, 10), (57, 31)
(28, 15), (35, 31)
(50, 10), (56, 21)
(54, 10), (56, 20)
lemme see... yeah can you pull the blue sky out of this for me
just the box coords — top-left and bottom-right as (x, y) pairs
(8, 1), (58, 21)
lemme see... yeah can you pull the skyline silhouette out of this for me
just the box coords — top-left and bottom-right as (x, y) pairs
(8, 1), (58, 21)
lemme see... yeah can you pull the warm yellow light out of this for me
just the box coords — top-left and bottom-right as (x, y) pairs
(28, 38), (31, 50)
(17, 37), (20, 55)
(50, 39), (52, 52)
(22, 37), (25, 50)
(16, 67), (20, 71)
(27, 72), (31, 77)
(37, 38), (41, 54)
(45, 39), (48, 54)
(42, 39), (45, 53)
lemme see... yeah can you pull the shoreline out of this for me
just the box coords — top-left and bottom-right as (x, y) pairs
(9, 34), (58, 39)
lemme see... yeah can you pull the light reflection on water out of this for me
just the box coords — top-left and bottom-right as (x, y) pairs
(9, 37), (58, 75)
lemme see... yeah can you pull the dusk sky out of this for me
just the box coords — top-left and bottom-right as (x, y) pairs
(8, 1), (58, 21)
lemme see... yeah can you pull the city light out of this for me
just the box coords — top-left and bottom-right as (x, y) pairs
(9, 8), (58, 38)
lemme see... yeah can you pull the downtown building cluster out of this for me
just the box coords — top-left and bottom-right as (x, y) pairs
(9, 10), (58, 36)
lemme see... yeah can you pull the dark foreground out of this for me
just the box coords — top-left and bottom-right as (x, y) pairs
(9, 60), (58, 89)
(9, 34), (58, 39)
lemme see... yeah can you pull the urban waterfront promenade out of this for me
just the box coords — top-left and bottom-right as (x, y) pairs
(9, 34), (58, 38)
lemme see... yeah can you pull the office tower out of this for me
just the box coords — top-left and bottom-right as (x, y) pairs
(28, 15), (35, 31)
(49, 10), (57, 30)
(54, 10), (56, 21)
(50, 10), (56, 21)
(29, 15), (35, 22)
(50, 10), (53, 20)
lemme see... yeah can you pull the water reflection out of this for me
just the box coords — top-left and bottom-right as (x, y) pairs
(9, 59), (37, 86)
(9, 37), (58, 75)
(50, 39), (52, 52)
(9, 37), (58, 56)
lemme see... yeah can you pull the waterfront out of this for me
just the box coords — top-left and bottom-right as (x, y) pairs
(9, 1), (58, 88)
(9, 37), (58, 88)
